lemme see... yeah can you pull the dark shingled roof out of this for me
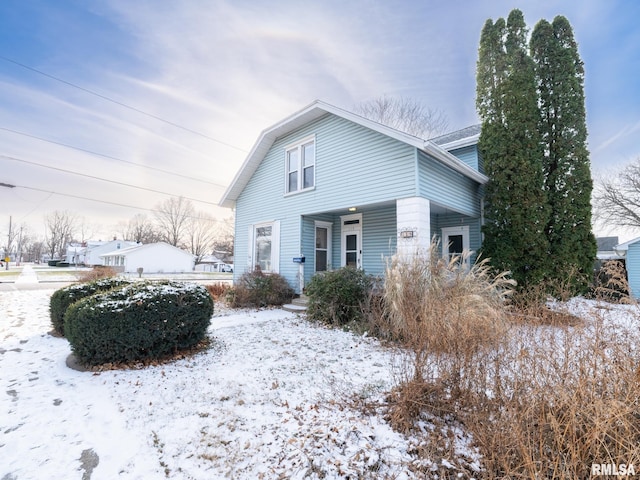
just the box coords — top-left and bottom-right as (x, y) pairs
(431, 124), (481, 145)
(597, 236), (619, 251)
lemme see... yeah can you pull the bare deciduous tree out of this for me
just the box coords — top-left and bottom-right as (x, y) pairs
(354, 95), (449, 139)
(25, 239), (45, 263)
(593, 158), (640, 235)
(154, 197), (195, 247)
(120, 213), (161, 243)
(212, 215), (234, 262)
(44, 210), (77, 259)
(186, 212), (216, 264)
(75, 218), (96, 243)
(594, 160), (640, 230)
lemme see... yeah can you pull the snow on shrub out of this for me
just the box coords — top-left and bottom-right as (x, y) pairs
(49, 277), (132, 336)
(64, 280), (214, 366)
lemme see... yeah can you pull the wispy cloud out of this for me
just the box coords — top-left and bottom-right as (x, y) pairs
(0, 0), (638, 239)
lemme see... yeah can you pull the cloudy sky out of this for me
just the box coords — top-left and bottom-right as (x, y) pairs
(0, 0), (638, 242)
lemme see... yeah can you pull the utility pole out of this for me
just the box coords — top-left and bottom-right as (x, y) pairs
(5, 215), (11, 270)
(1, 183), (16, 270)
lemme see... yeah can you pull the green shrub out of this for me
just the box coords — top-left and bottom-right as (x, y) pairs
(305, 267), (374, 326)
(226, 269), (294, 308)
(49, 277), (132, 336)
(64, 280), (214, 366)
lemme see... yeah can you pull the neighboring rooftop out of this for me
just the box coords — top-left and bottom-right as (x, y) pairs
(431, 124), (481, 147)
(597, 236), (620, 252)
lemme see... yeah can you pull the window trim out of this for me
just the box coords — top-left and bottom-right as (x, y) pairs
(314, 220), (333, 272)
(284, 134), (316, 196)
(248, 220), (280, 273)
(441, 225), (471, 269)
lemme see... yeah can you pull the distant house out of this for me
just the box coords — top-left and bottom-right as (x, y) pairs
(220, 100), (486, 293)
(100, 242), (195, 273)
(194, 254), (233, 272)
(66, 239), (139, 266)
(610, 237), (640, 298)
(596, 237), (622, 262)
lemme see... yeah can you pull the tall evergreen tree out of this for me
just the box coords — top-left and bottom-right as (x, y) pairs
(476, 10), (549, 289)
(531, 17), (597, 294)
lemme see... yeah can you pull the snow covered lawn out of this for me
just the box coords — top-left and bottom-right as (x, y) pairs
(1, 288), (462, 479)
(6, 288), (634, 479)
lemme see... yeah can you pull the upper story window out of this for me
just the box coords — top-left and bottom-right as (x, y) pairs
(285, 136), (315, 194)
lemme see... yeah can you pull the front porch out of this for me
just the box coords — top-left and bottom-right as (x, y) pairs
(291, 197), (481, 293)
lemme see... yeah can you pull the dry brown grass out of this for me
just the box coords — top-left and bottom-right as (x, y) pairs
(76, 266), (119, 282)
(377, 242), (640, 478)
(468, 314), (640, 478)
(593, 260), (632, 304)
(205, 282), (231, 301)
(382, 243), (514, 411)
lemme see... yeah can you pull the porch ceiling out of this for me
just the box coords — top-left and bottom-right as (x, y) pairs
(301, 199), (460, 217)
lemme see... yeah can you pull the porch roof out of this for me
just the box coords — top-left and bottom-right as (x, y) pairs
(219, 100), (488, 209)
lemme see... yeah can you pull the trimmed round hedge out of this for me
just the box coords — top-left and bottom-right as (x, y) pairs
(50, 277), (133, 336)
(64, 280), (214, 366)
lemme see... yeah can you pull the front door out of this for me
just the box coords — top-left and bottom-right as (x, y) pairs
(341, 213), (362, 268)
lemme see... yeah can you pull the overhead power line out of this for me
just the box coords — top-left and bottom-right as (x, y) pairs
(0, 126), (229, 189)
(10, 183), (220, 221)
(2, 154), (218, 206)
(0, 55), (248, 153)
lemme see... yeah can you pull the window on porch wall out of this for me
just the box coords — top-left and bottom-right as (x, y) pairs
(315, 226), (328, 271)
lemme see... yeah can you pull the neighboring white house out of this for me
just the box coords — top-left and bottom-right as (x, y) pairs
(100, 242), (195, 273)
(65, 239), (139, 266)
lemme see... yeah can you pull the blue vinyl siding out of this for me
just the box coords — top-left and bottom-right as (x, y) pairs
(234, 113), (415, 290)
(627, 242), (640, 298)
(432, 213), (482, 263)
(233, 112), (484, 291)
(301, 206), (396, 284)
(417, 150), (482, 217)
(449, 145), (483, 174)
(361, 205), (397, 277)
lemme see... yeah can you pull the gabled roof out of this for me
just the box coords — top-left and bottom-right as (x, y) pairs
(597, 236), (619, 252)
(100, 242), (194, 258)
(612, 237), (640, 254)
(219, 100), (488, 208)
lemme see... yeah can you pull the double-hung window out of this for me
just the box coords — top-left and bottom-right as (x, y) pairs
(285, 136), (315, 194)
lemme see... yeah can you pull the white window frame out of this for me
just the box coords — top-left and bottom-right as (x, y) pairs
(441, 225), (470, 269)
(314, 220), (333, 272)
(284, 135), (315, 195)
(247, 220), (280, 273)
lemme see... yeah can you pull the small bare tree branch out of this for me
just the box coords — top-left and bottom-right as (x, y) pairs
(354, 95), (449, 139)
(593, 159), (640, 231)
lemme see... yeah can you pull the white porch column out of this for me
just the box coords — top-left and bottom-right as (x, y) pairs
(396, 197), (431, 257)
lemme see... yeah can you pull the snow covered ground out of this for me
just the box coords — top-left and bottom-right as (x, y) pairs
(3, 280), (638, 480)
(1, 285), (481, 480)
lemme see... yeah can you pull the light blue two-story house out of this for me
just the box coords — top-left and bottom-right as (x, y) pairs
(220, 100), (487, 293)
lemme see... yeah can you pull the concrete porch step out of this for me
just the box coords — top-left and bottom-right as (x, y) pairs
(282, 294), (308, 313)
